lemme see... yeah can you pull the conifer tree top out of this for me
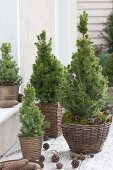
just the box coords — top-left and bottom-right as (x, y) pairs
(77, 11), (88, 36)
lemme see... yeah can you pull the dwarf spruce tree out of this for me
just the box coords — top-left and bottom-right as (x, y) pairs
(0, 43), (22, 86)
(19, 84), (48, 137)
(31, 30), (63, 103)
(59, 11), (108, 118)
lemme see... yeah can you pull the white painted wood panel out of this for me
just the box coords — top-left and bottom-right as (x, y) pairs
(78, 31), (103, 39)
(77, 17), (107, 24)
(77, 2), (112, 9)
(88, 24), (104, 31)
(78, 9), (112, 17)
(78, 0), (112, 2)
(77, 0), (113, 46)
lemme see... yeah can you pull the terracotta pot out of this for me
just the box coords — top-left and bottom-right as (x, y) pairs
(38, 103), (64, 138)
(0, 85), (19, 101)
(62, 121), (112, 154)
(19, 136), (43, 161)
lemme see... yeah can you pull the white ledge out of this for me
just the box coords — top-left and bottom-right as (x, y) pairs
(0, 104), (21, 126)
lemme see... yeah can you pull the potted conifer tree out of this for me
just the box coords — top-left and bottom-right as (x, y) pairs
(59, 11), (112, 154)
(19, 83), (48, 161)
(0, 43), (22, 101)
(31, 31), (64, 138)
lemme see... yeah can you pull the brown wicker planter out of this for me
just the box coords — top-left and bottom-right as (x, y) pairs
(38, 103), (63, 138)
(19, 136), (43, 161)
(0, 85), (19, 101)
(0, 159), (40, 170)
(62, 122), (112, 154)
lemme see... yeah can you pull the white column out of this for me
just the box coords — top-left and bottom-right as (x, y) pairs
(0, 0), (19, 64)
(19, 0), (55, 90)
(70, 0), (77, 56)
(55, 0), (70, 66)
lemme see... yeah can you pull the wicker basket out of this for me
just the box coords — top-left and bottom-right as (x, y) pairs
(62, 122), (111, 154)
(19, 136), (43, 161)
(0, 100), (19, 108)
(38, 103), (63, 138)
(0, 85), (19, 101)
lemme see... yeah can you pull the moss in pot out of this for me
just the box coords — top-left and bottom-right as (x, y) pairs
(59, 11), (112, 154)
(19, 83), (49, 161)
(0, 43), (22, 102)
(31, 30), (64, 138)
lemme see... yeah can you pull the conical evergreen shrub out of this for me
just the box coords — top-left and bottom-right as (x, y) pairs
(19, 84), (48, 137)
(31, 31), (63, 103)
(59, 11), (108, 120)
(0, 43), (22, 86)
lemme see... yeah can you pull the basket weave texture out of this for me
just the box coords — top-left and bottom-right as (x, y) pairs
(0, 85), (19, 101)
(0, 159), (40, 170)
(0, 100), (19, 108)
(62, 122), (111, 154)
(38, 103), (63, 138)
(19, 136), (42, 161)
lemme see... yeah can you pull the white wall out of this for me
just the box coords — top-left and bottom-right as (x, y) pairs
(55, 0), (71, 66)
(0, 0), (19, 63)
(19, 0), (55, 90)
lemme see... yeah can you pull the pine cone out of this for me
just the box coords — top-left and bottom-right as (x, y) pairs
(90, 154), (94, 158)
(70, 153), (76, 159)
(19, 162), (37, 170)
(0, 159), (42, 170)
(74, 115), (81, 123)
(39, 155), (45, 162)
(95, 118), (103, 125)
(51, 154), (60, 163)
(77, 154), (85, 161)
(56, 162), (63, 169)
(43, 135), (49, 141)
(88, 117), (94, 125)
(71, 159), (79, 169)
(18, 93), (23, 103)
(43, 143), (49, 150)
(37, 162), (44, 169)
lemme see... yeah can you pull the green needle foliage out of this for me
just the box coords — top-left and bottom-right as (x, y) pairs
(31, 30), (63, 103)
(101, 11), (113, 53)
(105, 54), (113, 86)
(0, 43), (22, 86)
(59, 11), (108, 118)
(19, 84), (49, 137)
